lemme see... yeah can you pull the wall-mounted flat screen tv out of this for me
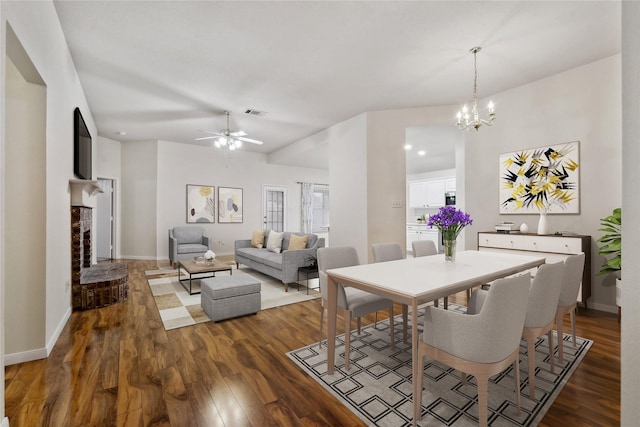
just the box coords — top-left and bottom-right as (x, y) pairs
(74, 107), (92, 180)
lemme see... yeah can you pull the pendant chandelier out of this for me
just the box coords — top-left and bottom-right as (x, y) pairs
(456, 46), (495, 131)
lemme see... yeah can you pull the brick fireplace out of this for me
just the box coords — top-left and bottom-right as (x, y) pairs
(70, 180), (128, 310)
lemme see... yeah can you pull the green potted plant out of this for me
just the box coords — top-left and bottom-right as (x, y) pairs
(597, 207), (621, 277)
(597, 207), (621, 310)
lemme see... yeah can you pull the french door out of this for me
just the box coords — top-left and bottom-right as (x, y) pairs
(263, 185), (287, 231)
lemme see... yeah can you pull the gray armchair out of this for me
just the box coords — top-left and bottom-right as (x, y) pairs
(169, 226), (210, 266)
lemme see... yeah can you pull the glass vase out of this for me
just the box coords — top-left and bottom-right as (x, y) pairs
(443, 239), (457, 262)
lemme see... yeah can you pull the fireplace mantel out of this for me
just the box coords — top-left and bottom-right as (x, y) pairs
(69, 179), (103, 208)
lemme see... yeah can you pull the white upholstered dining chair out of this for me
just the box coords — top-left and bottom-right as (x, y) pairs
(317, 246), (395, 371)
(411, 239), (437, 258)
(556, 253), (586, 363)
(469, 261), (565, 399)
(416, 274), (531, 427)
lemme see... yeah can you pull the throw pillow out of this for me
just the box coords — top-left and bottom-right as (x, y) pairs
(266, 231), (284, 253)
(288, 234), (308, 251)
(251, 229), (266, 248)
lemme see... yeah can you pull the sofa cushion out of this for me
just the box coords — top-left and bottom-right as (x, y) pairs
(251, 229), (266, 248)
(267, 231), (284, 253)
(287, 234), (308, 250)
(173, 226), (204, 244)
(236, 248), (284, 270)
(177, 243), (209, 254)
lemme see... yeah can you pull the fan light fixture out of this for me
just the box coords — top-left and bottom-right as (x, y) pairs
(213, 111), (243, 150)
(456, 47), (495, 131)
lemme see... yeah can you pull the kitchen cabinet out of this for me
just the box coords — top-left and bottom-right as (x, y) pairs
(409, 181), (428, 207)
(445, 178), (456, 192)
(407, 224), (440, 253)
(424, 180), (445, 207)
(409, 179), (446, 208)
(477, 232), (591, 308)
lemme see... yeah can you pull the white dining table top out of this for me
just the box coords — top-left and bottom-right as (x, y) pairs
(326, 250), (546, 303)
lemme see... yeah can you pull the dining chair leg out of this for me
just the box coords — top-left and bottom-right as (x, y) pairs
(388, 306), (395, 349)
(374, 312), (378, 329)
(433, 299), (439, 308)
(547, 330), (555, 374)
(514, 358), (522, 415)
(556, 312), (565, 363)
(319, 306), (325, 350)
(477, 374), (489, 427)
(443, 296), (449, 310)
(526, 336), (536, 399)
(357, 317), (362, 334)
(570, 309), (577, 346)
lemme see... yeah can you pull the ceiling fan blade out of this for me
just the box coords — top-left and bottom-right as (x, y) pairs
(197, 130), (223, 135)
(230, 130), (247, 137)
(195, 136), (218, 141)
(236, 136), (263, 145)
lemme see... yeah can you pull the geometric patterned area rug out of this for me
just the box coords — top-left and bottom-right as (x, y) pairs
(146, 265), (320, 330)
(287, 305), (592, 427)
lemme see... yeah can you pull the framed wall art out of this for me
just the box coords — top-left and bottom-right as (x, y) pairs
(499, 141), (580, 214)
(186, 184), (215, 223)
(218, 187), (243, 223)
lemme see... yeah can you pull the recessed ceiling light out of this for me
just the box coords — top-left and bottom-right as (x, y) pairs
(116, 131), (127, 136)
(418, 150), (426, 156)
(404, 144), (412, 150)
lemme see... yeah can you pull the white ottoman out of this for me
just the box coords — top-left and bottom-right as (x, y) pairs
(201, 275), (261, 322)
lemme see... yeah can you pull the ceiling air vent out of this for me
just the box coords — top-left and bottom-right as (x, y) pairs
(245, 109), (267, 117)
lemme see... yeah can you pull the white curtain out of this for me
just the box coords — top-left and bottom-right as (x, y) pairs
(301, 182), (314, 233)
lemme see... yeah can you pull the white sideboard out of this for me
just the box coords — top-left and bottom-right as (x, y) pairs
(477, 232), (591, 308)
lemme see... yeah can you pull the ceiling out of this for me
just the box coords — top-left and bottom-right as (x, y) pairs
(53, 1), (621, 172)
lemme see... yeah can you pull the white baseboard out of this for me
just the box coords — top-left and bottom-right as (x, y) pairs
(5, 306), (72, 366)
(4, 347), (47, 365)
(120, 255), (162, 260)
(2, 416), (10, 427)
(47, 307), (72, 355)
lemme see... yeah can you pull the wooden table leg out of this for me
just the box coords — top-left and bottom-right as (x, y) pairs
(327, 274), (338, 375)
(402, 304), (408, 344)
(411, 299), (420, 426)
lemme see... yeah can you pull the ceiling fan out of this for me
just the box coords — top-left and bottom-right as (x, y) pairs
(196, 110), (263, 150)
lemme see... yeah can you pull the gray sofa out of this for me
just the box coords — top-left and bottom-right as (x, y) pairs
(235, 231), (325, 292)
(169, 226), (210, 266)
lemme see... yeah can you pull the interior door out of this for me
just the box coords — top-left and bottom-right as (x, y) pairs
(96, 178), (115, 260)
(263, 185), (287, 231)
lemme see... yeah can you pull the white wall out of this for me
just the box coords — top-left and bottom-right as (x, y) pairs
(96, 136), (122, 258)
(466, 55), (622, 312)
(120, 140), (157, 258)
(325, 113), (369, 262)
(621, 1), (640, 422)
(4, 56), (47, 356)
(1, 1), (95, 367)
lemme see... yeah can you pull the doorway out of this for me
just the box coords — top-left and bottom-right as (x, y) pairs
(263, 185), (287, 231)
(96, 178), (116, 260)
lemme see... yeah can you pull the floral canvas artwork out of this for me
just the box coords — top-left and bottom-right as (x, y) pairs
(186, 184), (215, 223)
(499, 141), (580, 214)
(218, 187), (243, 223)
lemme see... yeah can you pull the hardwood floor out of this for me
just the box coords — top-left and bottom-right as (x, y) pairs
(4, 259), (620, 426)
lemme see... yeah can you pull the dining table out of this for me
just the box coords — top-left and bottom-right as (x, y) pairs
(325, 249), (546, 426)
